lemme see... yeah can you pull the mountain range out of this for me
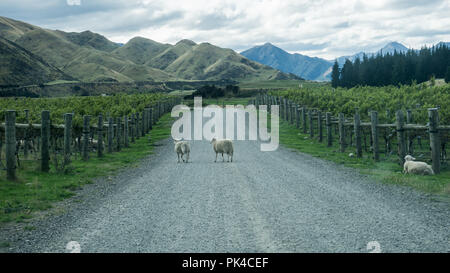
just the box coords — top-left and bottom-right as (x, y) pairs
(241, 41), (449, 81)
(0, 16), (298, 87)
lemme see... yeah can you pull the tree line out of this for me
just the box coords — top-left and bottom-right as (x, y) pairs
(331, 44), (450, 88)
(185, 85), (240, 99)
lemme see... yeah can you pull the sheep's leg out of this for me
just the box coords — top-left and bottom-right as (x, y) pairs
(222, 153), (224, 162)
(215, 153), (217, 162)
(177, 153), (180, 163)
(186, 152), (189, 163)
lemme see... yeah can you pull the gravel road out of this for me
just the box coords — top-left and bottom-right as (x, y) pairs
(2, 113), (449, 253)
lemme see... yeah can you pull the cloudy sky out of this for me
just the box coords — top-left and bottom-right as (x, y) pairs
(1, 0), (449, 59)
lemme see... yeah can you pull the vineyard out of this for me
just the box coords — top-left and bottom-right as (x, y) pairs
(265, 83), (450, 175)
(0, 93), (169, 127)
(276, 84), (450, 124)
(0, 93), (179, 181)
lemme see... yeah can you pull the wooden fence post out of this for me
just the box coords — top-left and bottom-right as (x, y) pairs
(141, 110), (146, 137)
(370, 111), (379, 161)
(41, 110), (50, 172)
(339, 113), (345, 152)
(131, 113), (135, 143)
(291, 104), (295, 125)
(142, 109), (146, 134)
(158, 102), (161, 120)
(286, 100), (290, 122)
(296, 105), (300, 129)
(116, 117), (122, 151)
(286, 101), (290, 123)
(326, 112), (332, 147)
(396, 110), (406, 164)
(268, 95), (272, 114)
(354, 112), (362, 158)
(124, 115), (129, 148)
(147, 107), (151, 131)
(406, 109), (413, 155)
(149, 105), (153, 123)
(108, 117), (113, 153)
(302, 107), (307, 134)
(64, 113), (72, 165)
(308, 109), (314, 138)
(149, 108), (153, 130)
(287, 101), (291, 122)
(97, 115), (103, 157)
(428, 108), (440, 174)
(279, 98), (283, 120)
(317, 111), (323, 142)
(24, 109), (29, 158)
(82, 115), (90, 161)
(5, 110), (16, 180)
(135, 113), (140, 140)
(289, 102), (293, 124)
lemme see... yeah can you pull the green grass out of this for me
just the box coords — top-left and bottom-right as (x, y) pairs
(279, 118), (450, 197)
(0, 114), (173, 225)
(239, 80), (329, 90)
(44, 80), (81, 86)
(183, 97), (252, 107)
(168, 90), (196, 96)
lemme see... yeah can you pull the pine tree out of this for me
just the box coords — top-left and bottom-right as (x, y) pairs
(445, 66), (450, 83)
(331, 61), (340, 88)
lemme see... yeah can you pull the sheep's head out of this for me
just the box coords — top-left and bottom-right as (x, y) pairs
(210, 137), (217, 144)
(404, 155), (415, 161)
(173, 138), (181, 144)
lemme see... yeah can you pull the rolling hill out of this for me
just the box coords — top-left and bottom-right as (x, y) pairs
(0, 37), (73, 86)
(0, 16), (297, 87)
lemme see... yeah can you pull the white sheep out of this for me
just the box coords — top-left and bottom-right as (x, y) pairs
(174, 139), (190, 163)
(211, 137), (233, 162)
(403, 155), (434, 175)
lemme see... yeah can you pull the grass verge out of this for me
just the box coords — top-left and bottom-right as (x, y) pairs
(279, 119), (450, 198)
(184, 97), (253, 107)
(0, 114), (173, 225)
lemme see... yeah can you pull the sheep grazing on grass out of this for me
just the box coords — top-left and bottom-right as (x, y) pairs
(211, 137), (233, 162)
(403, 155), (434, 175)
(91, 139), (105, 151)
(174, 139), (190, 163)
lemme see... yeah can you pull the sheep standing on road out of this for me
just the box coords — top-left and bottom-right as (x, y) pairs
(403, 155), (434, 175)
(211, 138), (233, 162)
(174, 139), (190, 163)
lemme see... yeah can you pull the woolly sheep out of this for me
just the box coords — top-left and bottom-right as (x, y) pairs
(211, 137), (233, 162)
(174, 139), (190, 163)
(91, 139), (105, 150)
(403, 155), (434, 175)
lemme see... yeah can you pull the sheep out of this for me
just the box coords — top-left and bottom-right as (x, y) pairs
(91, 139), (105, 150)
(174, 139), (190, 163)
(17, 139), (35, 154)
(211, 137), (233, 162)
(403, 155), (434, 175)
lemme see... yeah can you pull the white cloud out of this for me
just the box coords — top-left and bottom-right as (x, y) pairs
(2, 0), (450, 59)
(66, 0), (81, 6)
